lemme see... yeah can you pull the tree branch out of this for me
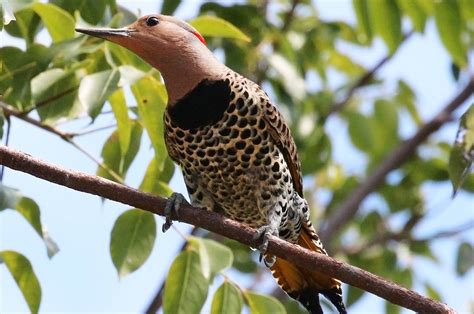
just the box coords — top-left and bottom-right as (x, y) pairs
(0, 102), (124, 183)
(320, 75), (474, 244)
(0, 145), (454, 313)
(327, 32), (414, 116)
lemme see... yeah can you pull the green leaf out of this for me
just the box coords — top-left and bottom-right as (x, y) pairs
(15, 197), (42, 236)
(424, 282), (442, 301)
(109, 88), (131, 157)
(139, 157), (174, 197)
(459, 0), (474, 23)
(211, 281), (243, 314)
(109, 209), (156, 278)
(32, 68), (80, 124)
(0, 183), (22, 210)
(0, 185), (59, 258)
(328, 50), (365, 76)
(190, 16), (251, 42)
(244, 291), (286, 314)
(347, 111), (376, 153)
(448, 145), (471, 197)
(79, 69), (120, 119)
(396, 80), (421, 125)
(449, 105), (474, 196)
(346, 286), (364, 307)
(97, 121), (142, 181)
(0, 250), (41, 314)
(131, 76), (168, 171)
(456, 242), (474, 276)
(373, 99), (399, 153)
(397, 0), (427, 32)
(32, 3), (74, 43)
(434, 0), (467, 67)
(4, 8), (41, 45)
(385, 301), (401, 314)
(368, 0), (402, 54)
(221, 239), (257, 273)
(353, 0), (372, 44)
(163, 251), (209, 314)
(188, 236), (233, 280)
(161, 0), (182, 15)
(282, 299), (308, 314)
(50, 0), (106, 25)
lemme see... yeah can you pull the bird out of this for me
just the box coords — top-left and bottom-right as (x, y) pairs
(76, 14), (346, 314)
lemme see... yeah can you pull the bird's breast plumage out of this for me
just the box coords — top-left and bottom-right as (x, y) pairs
(164, 70), (304, 241)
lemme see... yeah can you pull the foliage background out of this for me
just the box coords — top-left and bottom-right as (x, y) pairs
(1, 0), (473, 313)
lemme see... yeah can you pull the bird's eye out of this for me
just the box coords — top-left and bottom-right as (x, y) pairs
(146, 17), (160, 27)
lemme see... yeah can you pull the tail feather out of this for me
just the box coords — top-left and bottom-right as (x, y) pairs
(269, 225), (346, 314)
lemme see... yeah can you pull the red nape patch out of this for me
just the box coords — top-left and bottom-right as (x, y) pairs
(192, 31), (207, 46)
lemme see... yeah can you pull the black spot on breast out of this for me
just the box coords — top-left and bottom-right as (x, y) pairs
(169, 79), (231, 129)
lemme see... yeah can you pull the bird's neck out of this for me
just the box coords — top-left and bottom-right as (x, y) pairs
(152, 46), (228, 105)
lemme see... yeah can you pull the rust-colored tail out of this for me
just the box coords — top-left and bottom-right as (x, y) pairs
(270, 226), (346, 314)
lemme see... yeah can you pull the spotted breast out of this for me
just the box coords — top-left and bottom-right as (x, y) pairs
(164, 70), (308, 242)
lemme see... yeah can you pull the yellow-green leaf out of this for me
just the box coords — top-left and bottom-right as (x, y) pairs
(163, 251), (209, 314)
(139, 158), (174, 197)
(32, 68), (80, 124)
(97, 121), (142, 181)
(131, 76), (168, 171)
(244, 291), (286, 314)
(109, 88), (131, 156)
(449, 105), (474, 196)
(79, 69), (120, 119)
(434, 0), (467, 67)
(456, 242), (474, 276)
(109, 209), (156, 278)
(188, 236), (233, 280)
(397, 0), (427, 32)
(211, 281), (243, 314)
(32, 3), (74, 43)
(368, 0), (402, 54)
(190, 16), (250, 42)
(353, 0), (372, 44)
(0, 251), (42, 314)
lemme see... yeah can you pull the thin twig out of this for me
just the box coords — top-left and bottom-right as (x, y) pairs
(0, 102), (124, 183)
(328, 31), (414, 116)
(319, 75), (474, 244)
(0, 145), (455, 313)
(70, 124), (117, 137)
(24, 86), (78, 114)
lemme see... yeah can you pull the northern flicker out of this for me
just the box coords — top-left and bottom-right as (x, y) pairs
(77, 14), (346, 314)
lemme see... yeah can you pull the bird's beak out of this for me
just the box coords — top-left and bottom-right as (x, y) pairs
(75, 27), (136, 40)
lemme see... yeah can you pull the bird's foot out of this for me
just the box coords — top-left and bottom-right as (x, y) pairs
(253, 225), (278, 267)
(162, 192), (188, 233)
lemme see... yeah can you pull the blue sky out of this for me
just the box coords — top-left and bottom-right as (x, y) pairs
(1, 1), (473, 313)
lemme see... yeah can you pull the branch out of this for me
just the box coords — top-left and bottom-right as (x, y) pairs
(328, 32), (414, 116)
(320, 75), (474, 244)
(0, 145), (454, 313)
(1, 102), (124, 183)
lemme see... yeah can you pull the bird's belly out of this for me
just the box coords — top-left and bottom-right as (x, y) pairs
(166, 113), (294, 229)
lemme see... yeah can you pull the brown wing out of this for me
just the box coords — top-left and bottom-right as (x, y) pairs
(257, 89), (303, 196)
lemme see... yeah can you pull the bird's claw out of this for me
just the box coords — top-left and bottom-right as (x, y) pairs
(253, 225), (278, 267)
(162, 192), (188, 233)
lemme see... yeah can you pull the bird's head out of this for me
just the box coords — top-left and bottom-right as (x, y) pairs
(76, 14), (227, 103)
